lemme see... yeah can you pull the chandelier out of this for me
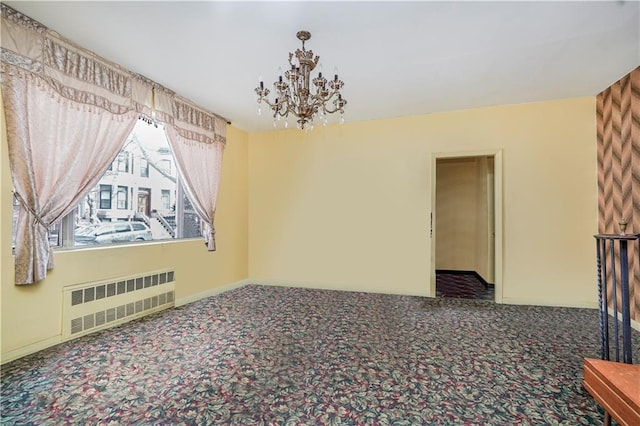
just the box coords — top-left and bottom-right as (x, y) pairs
(254, 30), (347, 130)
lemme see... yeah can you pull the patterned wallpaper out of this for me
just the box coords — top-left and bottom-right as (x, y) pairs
(596, 66), (640, 323)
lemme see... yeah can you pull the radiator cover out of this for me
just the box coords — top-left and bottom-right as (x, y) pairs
(62, 270), (175, 341)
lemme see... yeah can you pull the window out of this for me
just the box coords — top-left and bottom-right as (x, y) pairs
(117, 186), (128, 209)
(140, 158), (149, 177)
(114, 222), (130, 233)
(131, 222), (147, 231)
(38, 120), (202, 249)
(161, 190), (171, 211)
(160, 159), (171, 174)
(116, 152), (129, 173)
(99, 185), (112, 209)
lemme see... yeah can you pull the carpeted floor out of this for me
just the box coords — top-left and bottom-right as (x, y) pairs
(1, 285), (637, 425)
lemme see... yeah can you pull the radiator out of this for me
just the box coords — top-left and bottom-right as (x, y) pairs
(62, 269), (175, 341)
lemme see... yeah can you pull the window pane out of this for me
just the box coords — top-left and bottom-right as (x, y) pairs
(132, 223), (146, 231)
(48, 221), (61, 247)
(53, 119), (203, 248)
(182, 191), (203, 238)
(140, 158), (149, 177)
(114, 223), (130, 232)
(117, 186), (128, 209)
(99, 185), (112, 210)
(117, 152), (129, 172)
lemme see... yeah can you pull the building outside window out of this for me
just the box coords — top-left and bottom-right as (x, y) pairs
(117, 186), (128, 209)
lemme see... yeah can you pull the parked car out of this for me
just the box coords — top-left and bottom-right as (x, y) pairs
(75, 221), (152, 245)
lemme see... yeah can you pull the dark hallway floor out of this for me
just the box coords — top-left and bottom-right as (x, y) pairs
(436, 271), (494, 300)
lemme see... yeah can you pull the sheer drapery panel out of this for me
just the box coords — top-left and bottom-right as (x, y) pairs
(2, 67), (137, 284)
(165, 111), (226, 251)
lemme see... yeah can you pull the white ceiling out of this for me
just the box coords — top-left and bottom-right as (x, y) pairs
(5, 1), (639, 133)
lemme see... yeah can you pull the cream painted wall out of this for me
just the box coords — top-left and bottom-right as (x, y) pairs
(0, 116), (249, 361)
(2, 95), (599, 362)
(248, 97), (598, 306)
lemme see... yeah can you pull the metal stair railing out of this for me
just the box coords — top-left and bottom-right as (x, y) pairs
(594, 232), (639, 364)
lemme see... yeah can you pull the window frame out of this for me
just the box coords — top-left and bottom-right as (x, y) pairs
(116, 185), (128, 210)
(99, 185), (112, 210)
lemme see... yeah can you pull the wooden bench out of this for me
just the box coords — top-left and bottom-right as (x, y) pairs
(583, 358), (640, 426)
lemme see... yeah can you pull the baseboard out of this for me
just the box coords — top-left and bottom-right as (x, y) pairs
(501, 297), (598, 309)
(175, 278), (251, 307)
(1, 335), (62, 365)
(606, 307), (640, 332)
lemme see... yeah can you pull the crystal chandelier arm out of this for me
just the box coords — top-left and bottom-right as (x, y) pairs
(322, 101), (346, 114)
(255, 91), (288, 118)
(314, 86), (346, 114)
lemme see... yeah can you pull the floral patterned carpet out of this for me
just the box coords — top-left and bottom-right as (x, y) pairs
(1, 285), (635, 425)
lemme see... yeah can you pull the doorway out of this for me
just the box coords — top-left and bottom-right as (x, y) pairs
(430, 150), (503, 302)
(137, 188), (151, 217)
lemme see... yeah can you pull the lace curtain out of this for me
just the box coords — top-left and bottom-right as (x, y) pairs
(1, 5), (226, 285)
(166, 122), (225, 251)
(3, 69), (137, 284)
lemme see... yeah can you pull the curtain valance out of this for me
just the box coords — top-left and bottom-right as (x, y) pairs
(0, 3), (227, 143)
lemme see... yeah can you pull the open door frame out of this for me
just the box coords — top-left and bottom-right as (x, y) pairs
(430, 149), (503, 303)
